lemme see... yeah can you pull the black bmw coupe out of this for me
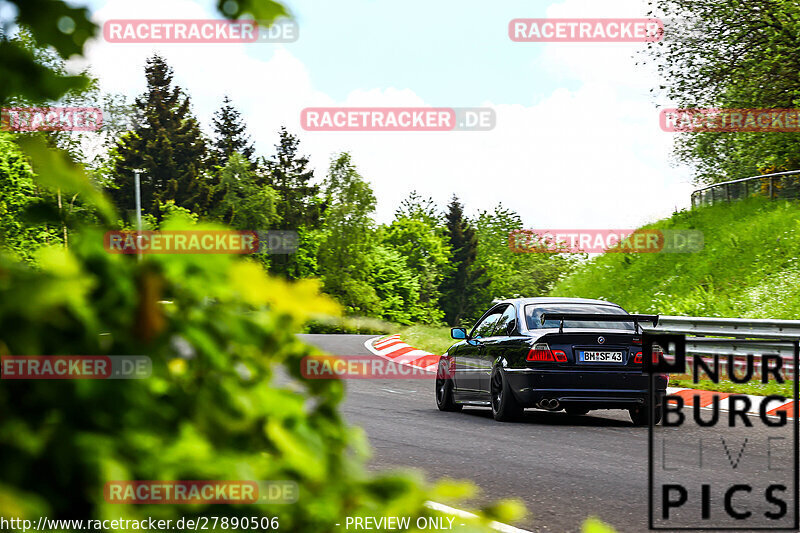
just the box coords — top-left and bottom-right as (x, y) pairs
(435, 297), (667, 424)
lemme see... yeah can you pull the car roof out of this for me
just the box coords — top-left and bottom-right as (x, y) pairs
(495, 297), (624, 308)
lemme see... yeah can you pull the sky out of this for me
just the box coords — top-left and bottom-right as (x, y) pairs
(71, 0), (695, 227)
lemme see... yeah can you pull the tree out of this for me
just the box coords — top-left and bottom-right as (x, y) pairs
(439, 195), (489, 326)
(0, 130), (61, 260)
(317, 153), (379, 314)
(211, 95), (255, 167)
(264, 126), (322, 278)
(110, 54), (210, 218)
(264, 126), (320, 230)
(473, 204), (579, 304)
(368, 244), (426, 324)
(644, 0), (800, 183)
(381, 191), (449, 322)
(207, 153), (278, 229)
(394, 190), (441, 225)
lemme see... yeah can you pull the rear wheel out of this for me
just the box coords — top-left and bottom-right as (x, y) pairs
(629, 403), (662, 426)
(435, 361), (462, 412)
(565, 407), (590, 416)
(490, 368), (523, 421)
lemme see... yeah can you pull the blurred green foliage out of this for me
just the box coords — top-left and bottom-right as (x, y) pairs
(582, 517), (617, 533)
(0, 210), (523, 530)
(0, 1), (527, 531)
(0, 130), (55, 260)
(0, 0), (95, 105)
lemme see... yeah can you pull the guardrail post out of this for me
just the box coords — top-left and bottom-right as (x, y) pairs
(769, 176), (774, 199)
(725, 183), (730, 202)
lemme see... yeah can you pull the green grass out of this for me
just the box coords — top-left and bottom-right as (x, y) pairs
(389, 324), (455, 355)
(670, 378), (795, 397)
(551, 197), (800, 318)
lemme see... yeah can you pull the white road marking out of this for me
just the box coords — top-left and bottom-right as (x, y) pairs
(424, 501), (533, 533)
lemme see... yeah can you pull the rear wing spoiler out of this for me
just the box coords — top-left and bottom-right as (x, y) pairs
(539, 313), (659, 334)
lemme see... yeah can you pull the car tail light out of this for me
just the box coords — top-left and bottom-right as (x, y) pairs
(633, 344), (663, 364)
(527, 343), (567, 362)
(652, 344), (664, 362)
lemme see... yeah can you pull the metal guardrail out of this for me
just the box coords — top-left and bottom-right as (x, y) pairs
(643, 315), (800, 376)
(652, 315), (800, 340)
(691, 169), (800, 208)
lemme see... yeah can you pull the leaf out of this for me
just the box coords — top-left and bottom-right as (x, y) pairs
(429, 479), (477, 502)
(216, 0), (290, 24)
(228, 261), (340, 320)
(480, 499), (527, 524)
(265, 420), (324, 481)
(9, 0), (98, 59)
(582, 517), (617, 533)
(14, 135), (115, 223)
(0, 42), (89, 104)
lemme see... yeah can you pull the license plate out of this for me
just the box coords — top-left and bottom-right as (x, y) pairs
(579, 351), (623, 363)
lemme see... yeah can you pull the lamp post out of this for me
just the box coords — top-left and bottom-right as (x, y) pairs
(134, 169), (142, 262)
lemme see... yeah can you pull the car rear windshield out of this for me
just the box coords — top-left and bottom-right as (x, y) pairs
(524, 304), (634, 331)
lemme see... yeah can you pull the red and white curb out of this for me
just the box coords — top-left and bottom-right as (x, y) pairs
(365, 334), (441, 372)
(666, 387), (796, 420)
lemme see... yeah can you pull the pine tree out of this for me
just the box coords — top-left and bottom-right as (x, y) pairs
(211, 96), (254, 167)
(264, 126), (320, 230)
(111, 54), (209, 218)
(208, 153), (278, 230)
(394, 190), (440, 225)
(263, 127), (322, 278)
(439, 195), (489, 326)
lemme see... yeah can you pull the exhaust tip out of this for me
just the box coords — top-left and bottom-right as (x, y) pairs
(537, 398), (560, 410)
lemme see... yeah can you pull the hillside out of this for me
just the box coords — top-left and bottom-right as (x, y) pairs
(550, 198), (800, 318)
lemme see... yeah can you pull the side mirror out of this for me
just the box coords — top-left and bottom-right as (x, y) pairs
(451, 327), (467, 340)
(506, 319), (517, 336)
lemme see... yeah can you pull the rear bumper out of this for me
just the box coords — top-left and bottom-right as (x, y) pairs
(504, 368), (667, 409)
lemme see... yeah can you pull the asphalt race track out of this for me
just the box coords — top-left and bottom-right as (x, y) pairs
(299, 334), (796, 533)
